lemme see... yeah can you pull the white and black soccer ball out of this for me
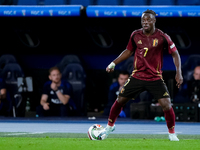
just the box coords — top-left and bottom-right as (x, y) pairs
(87, 124), (106, 140)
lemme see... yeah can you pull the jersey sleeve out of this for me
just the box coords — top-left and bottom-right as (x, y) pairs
(60, 81), (73, 96)
(126, 32), (136, 52)
(164, 33), (177, 54)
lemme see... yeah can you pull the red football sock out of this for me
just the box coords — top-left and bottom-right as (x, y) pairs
(108, 100), (123, 126)
(164, 107), (175, 133)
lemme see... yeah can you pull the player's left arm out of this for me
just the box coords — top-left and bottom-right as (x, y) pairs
(171, 50), (183, 88)
(56, 91), (70, 105)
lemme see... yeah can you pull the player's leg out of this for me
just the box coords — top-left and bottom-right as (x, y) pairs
(108, 96), (130, 126)
(108, 77), (143, 127)
(146, 79), (179, 141)
(101, 77), (143, 139)
(102, 96), (130, 138)
(158, 98), (175, 133)
(158, 98), (179, 141)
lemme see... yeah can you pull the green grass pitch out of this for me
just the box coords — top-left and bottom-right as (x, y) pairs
(0, 133), (200, 150)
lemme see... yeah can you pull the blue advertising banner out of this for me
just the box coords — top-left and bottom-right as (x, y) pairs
(0, 5), (82, 17)
(86, 6), (200, 17)
(1, 5), (200, 17)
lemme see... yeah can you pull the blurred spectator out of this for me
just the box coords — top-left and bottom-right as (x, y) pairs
(188, 66), (200, 103)
(0, 78), (11, 116)
(36, 67), (75, 117)
(174, 66), (200, 103)
(193, 66), (200, 80)
(0, 78), (6, 102)
(103, 71), (134, 117)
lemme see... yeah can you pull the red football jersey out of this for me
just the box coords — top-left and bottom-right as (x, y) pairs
(126, 28), (177, 81)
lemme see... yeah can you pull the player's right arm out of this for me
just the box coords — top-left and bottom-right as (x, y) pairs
(107, 31), (136, 73)
(106, 49), (133, 73)
(40, 94), (50, 110)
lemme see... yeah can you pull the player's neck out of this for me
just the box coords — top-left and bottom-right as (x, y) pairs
(52, 80), (61, 86)
(143, 27), (155, 37)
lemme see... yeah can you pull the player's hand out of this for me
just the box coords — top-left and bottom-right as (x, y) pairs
(175, 72), (183, 88)
(106, 67), (114, 73)
(43, 103), (50, 110)
(106, 62), (115, 73)
(51, 82), (59, 91)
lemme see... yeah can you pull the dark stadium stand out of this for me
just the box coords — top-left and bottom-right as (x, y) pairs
(44, 0), (66, 5)
(150, 0), (175, 5)
(123, 0), (147, 5)
(177, 0), (200, 5)
(96, 0), (119, 5)
(69, 0), (91, 6)
(17, 0), (38, 5)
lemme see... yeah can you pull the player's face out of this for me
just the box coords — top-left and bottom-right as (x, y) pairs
(49, 69), (62, 83)
(193, 67), (200, 80)
(141, 13), (156, 33)
(118, 74), (129, 86)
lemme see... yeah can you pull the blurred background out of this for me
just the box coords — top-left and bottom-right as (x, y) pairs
(0, 0), (200, 122)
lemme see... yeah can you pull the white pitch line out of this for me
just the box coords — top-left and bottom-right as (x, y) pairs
(6, 132), (45, 136)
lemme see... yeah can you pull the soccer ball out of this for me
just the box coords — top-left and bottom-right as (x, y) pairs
(87, 124), (105, 140)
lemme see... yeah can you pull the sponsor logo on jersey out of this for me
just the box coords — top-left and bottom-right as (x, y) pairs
(163, 92), (169, 96)
(120, 88), (125, 94)
(51, 98), (62, 104)
(137, 40), (142, 44)
(153, 38), (158, 47)
(50, 90), (54, 94)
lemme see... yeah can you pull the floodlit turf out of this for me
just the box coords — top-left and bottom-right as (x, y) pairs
(0, 137), (200, 150)
(0, 133), (200, 150)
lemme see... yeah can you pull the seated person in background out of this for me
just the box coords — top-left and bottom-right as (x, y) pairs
(0, 78), (9, 116)
(188, 66), (200, 103)
(104, 71), (133, 117)
(174, 66), (200, 103)
(36, 67), (74, 117)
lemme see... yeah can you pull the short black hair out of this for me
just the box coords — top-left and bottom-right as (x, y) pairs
(142, 9), (157, 17)
(119, 70), (130, 76)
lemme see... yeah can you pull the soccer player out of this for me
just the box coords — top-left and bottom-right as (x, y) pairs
(102, 9), (183, 141)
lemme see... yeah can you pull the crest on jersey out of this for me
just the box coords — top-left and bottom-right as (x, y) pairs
(120, 88), (125, 94)
(153, 38), (158, 47)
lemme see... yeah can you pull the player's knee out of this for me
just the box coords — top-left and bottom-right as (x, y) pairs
(162, 104), (171, 111)
(116, 96), (129, 106)
(159, 98), (171, 111)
